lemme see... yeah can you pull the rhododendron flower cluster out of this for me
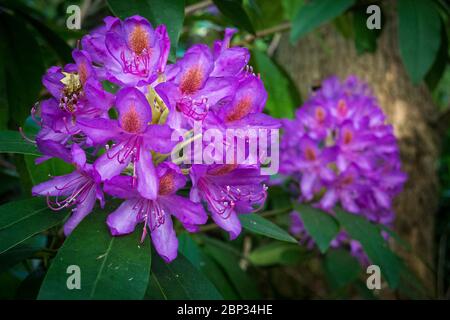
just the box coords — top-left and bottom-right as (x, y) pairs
(279, 76), (407, 264)
(29, 15), (276, 262)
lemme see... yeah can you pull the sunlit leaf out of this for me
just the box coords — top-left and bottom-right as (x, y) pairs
(290, 0), (355, 43)
(295, 204), (339, 253)
(38, 209), (151, 300)
(398, 0), (442, 83)
(239, 213), (297, 243)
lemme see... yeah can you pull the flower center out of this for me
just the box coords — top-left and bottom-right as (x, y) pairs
(337, 99), (348, 117)
(226, 96), (253, 122)
(121, 104), (142, 133)
(315, 106), (326, 123)
(129, 26), (149, 55)
(158, 172), (175, 195)
(180, 66), (204, 95)
(343, 129), (353, 144)
(305, 147), (317, 161)
(60, 72), (83, 113)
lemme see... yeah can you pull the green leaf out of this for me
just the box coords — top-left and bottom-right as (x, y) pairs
(324, 249), (361, 289)
(334, 12), (353, 39)
(249, 242), (304, 266)
(281, 0), (305, 20)
(0, 236), (45, 273)
(0, 131), (39, 156)
(24, 156), (73, 185)
(245, 0), (285, 31)
(294, 204), (339, 253)
(290, 0), (355, 43)
(203, 240), (261, 299)
(239, 213), (298, 243)
(38, 209), (152, 300)
(212, 0), (255, 34)
(0, 198), (66, 254)
(107, 0), (185, 62)
(425, 23), (448, 90)
(2, 0), (72, 62)
(398, 0), (442, 83)
(0, 12), (45, 127)
(146, 249), (222, 300)
(178, 233), (239, 299)
(335, 208), (401, 288)
(251, 50), (301, 119)
(353, 8), (380, 54)
(0, 27), (9, 130)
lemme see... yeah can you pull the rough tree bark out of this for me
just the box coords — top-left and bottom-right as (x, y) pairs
(274, 4), (439, 290)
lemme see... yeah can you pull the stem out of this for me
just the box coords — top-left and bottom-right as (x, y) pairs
(185, 0), (213, 15)
(235, 22), (292, 46)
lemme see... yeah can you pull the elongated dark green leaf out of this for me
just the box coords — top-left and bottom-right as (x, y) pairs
(178, 233), (239, 299)
(1, 0), (72, 62)
(107, 0), (184, 62)
(398, 0), (442, 83)
(239, 213), (297, 243)
(425, 23), (448, 90)
(203, 240), (261, 299)
(245, 0), (284, 31)
(251, 50), (301, 119)
(353, 8), (381, 54)
(212, 0), (255, 34)
(146, 249), (222, 300)
(0, 236), (46, 273)
(25, 156), (74, 185)
(249, 242), (304, 266)
(295, 204), (339, 253)
(335, 208), (401, 288)
(0, 24), (9, 130)
(0, 198), (66, 254)
(38, 210), (151, 300)
(0, 131), (39, 156)
(324, 249), (361, 289)
(290, 0), (355, 43)
(0, 12), (45, 127)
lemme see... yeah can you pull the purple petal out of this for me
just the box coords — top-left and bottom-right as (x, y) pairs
(63, 187), (97, 235)
(104, 176), (139, 199)
(106, 199), (141, 236)
(159, 195), (207, 231)
(151, 214), (178, 262)
(32, 171), (82, 196)
(136, 147), (158, 199)
(116, 87), (152, 133)
(172, 44), (213, 95)
(77, 117), (122, 145)
(211, 47), (249, 77)
(211, 210), (241, 240)
(94, 142), (131, 181)
(70, 144), (86, 168)
(35, 138), (71, 164)
(142, 124), (175, 153)
(222, 75), (267, 122)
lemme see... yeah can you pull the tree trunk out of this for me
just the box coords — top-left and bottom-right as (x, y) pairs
(274, 5), (439, 290)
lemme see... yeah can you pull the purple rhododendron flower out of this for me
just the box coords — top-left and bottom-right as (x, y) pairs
(190, 164), (268, 240)
(280, 76), (407, 265)
(32, 144), (104, 236)
(104, 163), (207, 262)
(27, 16), (275, 262)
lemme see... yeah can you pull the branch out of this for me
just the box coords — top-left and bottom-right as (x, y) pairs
(185, 0), (213, 15)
